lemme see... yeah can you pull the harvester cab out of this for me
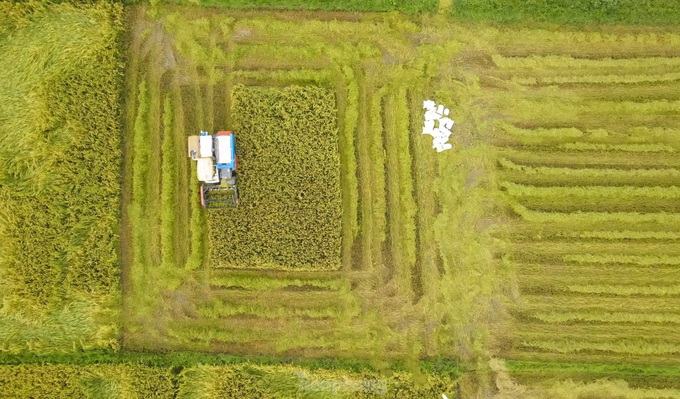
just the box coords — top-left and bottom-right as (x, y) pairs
(187, 130), (239, 208)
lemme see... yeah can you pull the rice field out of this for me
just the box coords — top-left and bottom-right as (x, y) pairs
(118, 5), (680, 395)
(0, 1), (124, 355)
(208, 85), (342, 271)
(0, 362), (457, 399)
(120, 6), (497, 374)
(476, 27), (680, 393)
(5, 0), (680, 396)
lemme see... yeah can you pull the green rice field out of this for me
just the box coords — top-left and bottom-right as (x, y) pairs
(2, 0), (680, 397)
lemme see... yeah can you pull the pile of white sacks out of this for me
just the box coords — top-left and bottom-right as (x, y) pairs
(422, 100), (454, 152)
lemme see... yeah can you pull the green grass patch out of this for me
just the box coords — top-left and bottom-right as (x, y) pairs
(451, 0), (680, 25)
(506, 360), (680, 376)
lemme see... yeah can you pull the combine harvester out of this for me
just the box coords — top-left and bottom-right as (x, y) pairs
(187, 131), (238, 208)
